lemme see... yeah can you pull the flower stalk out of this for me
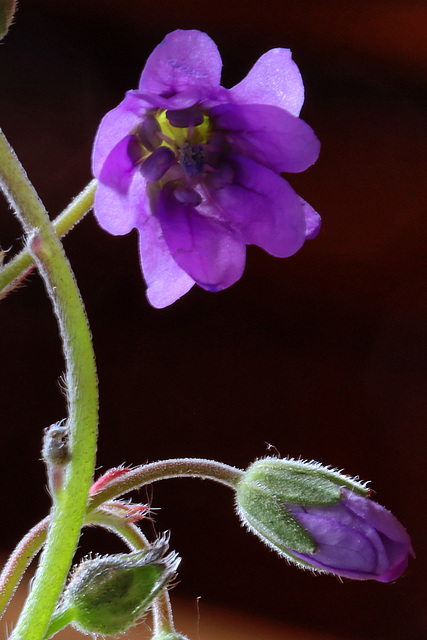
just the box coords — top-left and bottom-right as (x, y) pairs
(88, 458), (244, 512)
(0, 127), (98, 640)
(0, 178), (97, 299)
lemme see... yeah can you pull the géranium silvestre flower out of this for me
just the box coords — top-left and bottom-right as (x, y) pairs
(92, 30), (321, 308)
(235, 458), (414, 582)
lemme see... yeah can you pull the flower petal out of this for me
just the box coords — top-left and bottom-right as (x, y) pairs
(139, 30), (222, 98)
(300, 198), (321, 239)
(92, 92), (146, 177)
(342, 490), (413, 547)
(205, 155), (307, 258)
(131, 88), (203, 111)
(211, 103), (320, 173)
(94, 170), (147, 236)
(158, 184), (246, 291)
(229, 48), (305, 116)
(289, 513), (380, 579)
(138, 214), (195, 308)
(99, 135), (138, 193)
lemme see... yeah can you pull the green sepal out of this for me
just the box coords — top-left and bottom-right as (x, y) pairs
(245, 457), (368, 505)
(236, 480), (316, 554)
(63, 539), (179, 636)
(235, 457), (369, 556)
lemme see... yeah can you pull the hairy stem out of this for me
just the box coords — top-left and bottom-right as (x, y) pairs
(88, 458), (244, 512)
(42, 607), (75, 640)
(0, 179), (97, 299)
(0, 518), (49, 620)
(0, 129), (98, 640)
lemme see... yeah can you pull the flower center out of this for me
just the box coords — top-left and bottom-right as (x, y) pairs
(132, 107), (213, 185)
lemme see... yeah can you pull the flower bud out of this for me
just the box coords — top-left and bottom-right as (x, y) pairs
(235, 457), (413, 581)
(42, 422), (71, 498)
(62, 536), (180, 635)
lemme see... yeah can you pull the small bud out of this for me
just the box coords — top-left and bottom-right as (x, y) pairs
(89, 467), (132, 495)
(62, 536), (180, 635)
(235, 457), (413, 581)
(42, 422), (71, 497)
(42, 423), (71, 466)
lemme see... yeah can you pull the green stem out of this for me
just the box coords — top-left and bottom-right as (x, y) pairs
(0, 509), (145, 623)
(0, 518), (49, 620)
(0, 129), (98, 640)
(152, 589), (175, 637)
(42, 607), (75, 640)
(88, 458), (243, 512)
(0, 179), (97, 299)
(88, 508), (151, 551)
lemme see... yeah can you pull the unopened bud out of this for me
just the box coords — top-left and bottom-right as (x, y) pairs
(235, 457), (413, 581)
(63, 536), (180, 635)
(42, 422), (71, 497)
(42, 423), (71, 466)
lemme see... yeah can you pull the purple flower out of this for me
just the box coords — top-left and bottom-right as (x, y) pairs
(92, 30), (320, 307)
(286, 488), (414, 581)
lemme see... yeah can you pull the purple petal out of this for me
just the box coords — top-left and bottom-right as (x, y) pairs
(92, 92), (146, 178)
(94, 170), (148, 236)
(342, 490), (413, 547)
(229, 48), (305, 116)
(300, 198), (321, 239)
(289, 513), (380, 578)
(137, 214), (195, 308)
(132, 88), (203, 111)
(211, 103), (320, 173)
(158, 184), (246, 291)
(375, 556), (409, 583)
(99, 135), (138, 193)
(205, 155), (307, 258)
(138, 30), (222, 99)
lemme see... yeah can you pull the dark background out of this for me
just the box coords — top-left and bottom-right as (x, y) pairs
(1, 1), (426, 639)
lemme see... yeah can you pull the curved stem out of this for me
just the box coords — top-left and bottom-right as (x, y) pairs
(0, 130), (98, 640)
(0, 179), (97, 299)
(0, 509), (147, 624)
(88, 458), (244, 512)
(0, 518), (49, 620)
(88, 508), (150, 551)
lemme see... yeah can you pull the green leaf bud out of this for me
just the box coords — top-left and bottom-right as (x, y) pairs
(62, 536), (180, 635)
(235, 457), (369, 556)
